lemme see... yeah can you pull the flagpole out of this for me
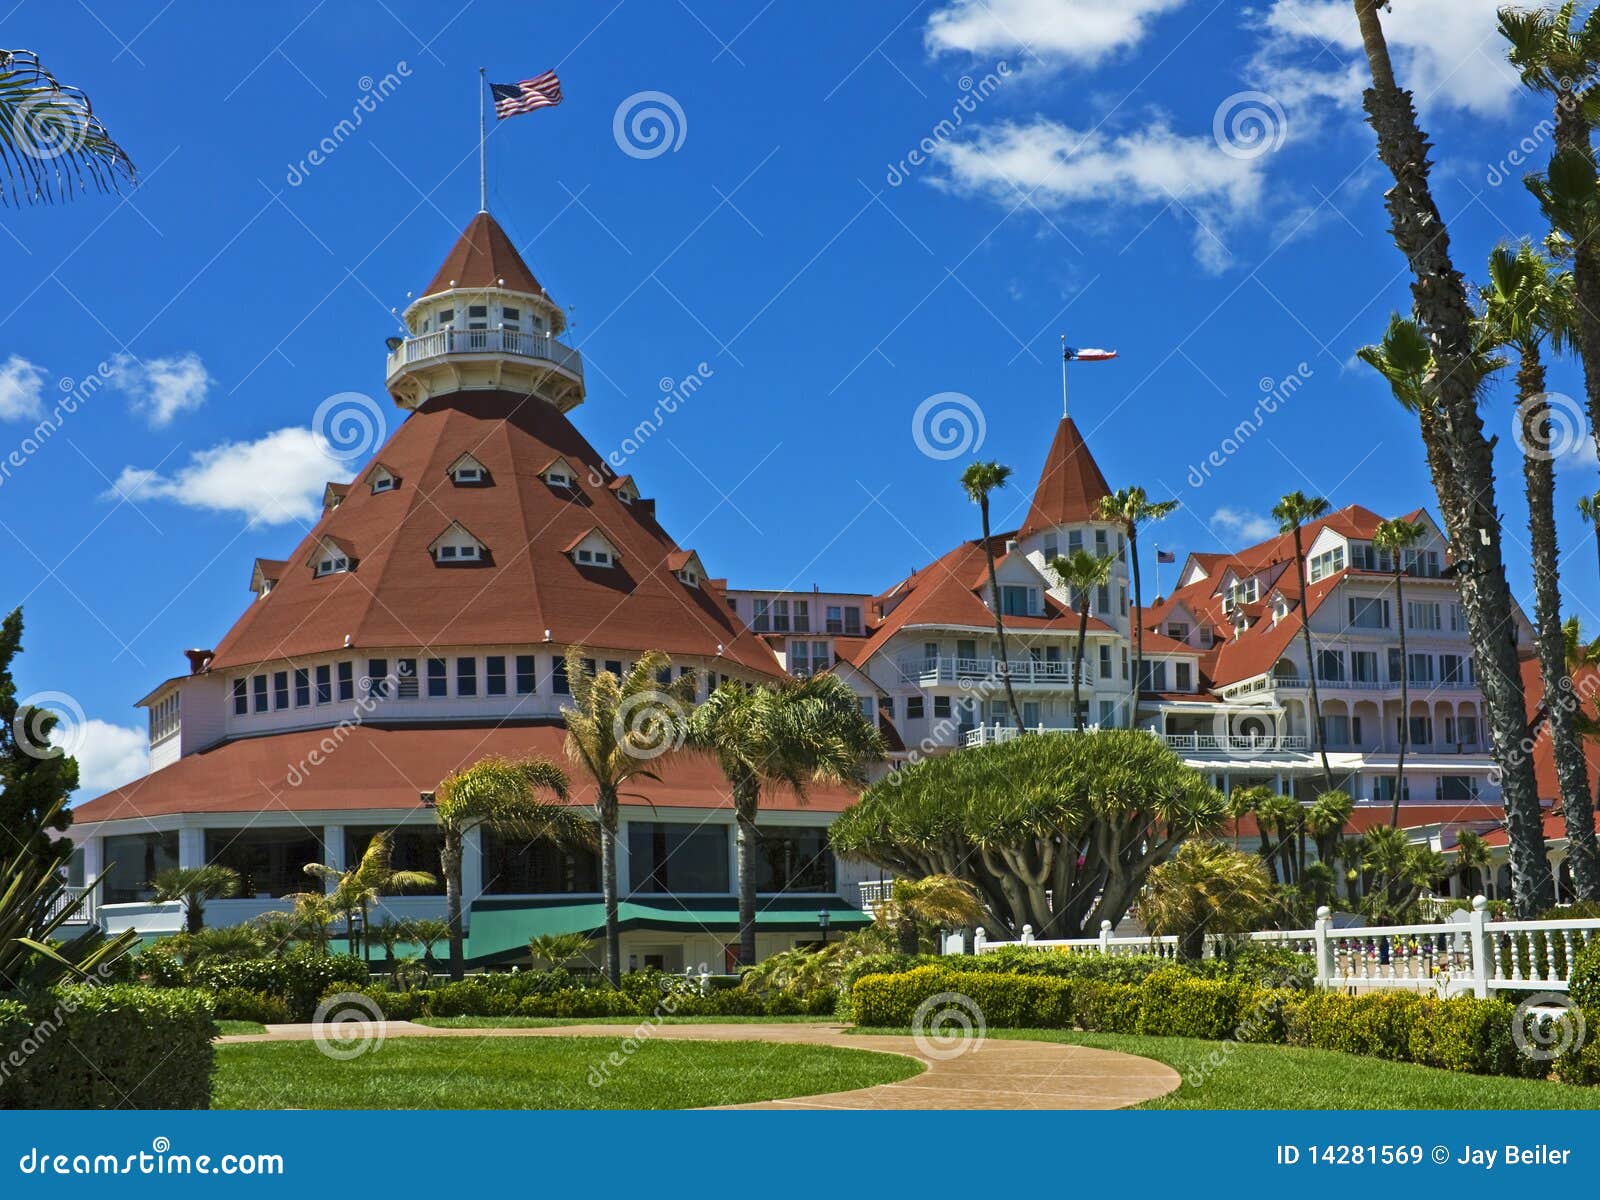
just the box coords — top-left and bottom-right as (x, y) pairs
(478, 67), (488, 213)
(1060, 333), (1068, 418)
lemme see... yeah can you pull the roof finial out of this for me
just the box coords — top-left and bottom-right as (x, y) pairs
(478, 67), (488, 213)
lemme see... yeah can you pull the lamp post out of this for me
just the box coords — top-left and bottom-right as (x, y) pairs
(347, 907), (364, 961)
(817, 907), (832, 947)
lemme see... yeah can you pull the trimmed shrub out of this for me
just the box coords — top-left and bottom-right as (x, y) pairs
(1408, 997), (1533, 1077)
(0, 985), (215, 1109)
(1283, 991), (1422, 1061)
(1072, 980), (1142, 1033)
(851, 966), (1075, 1029)
(213, 988), (291, 1024)
(1136, 969), (1252, 1040)
(1555, 1009), (1600, 1085)
(1570, 940), (1600, 1011)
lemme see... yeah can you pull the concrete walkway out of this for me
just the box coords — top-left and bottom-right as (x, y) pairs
(218, 1020), (1180, 1110)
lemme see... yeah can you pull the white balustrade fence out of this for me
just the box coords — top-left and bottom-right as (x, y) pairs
(970, 897), (1600, 997)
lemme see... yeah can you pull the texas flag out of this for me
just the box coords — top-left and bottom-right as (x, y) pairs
(1064, 346), (1118, 362)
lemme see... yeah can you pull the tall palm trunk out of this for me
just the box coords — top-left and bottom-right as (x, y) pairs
(1128, 523), (1144, 729)
(1519, 349), (1600, 899)
(1072, 600), (1090, 730)
(443, 830), (464, 982)
(1352, 0), (1553, 914)
(1292, 524), (1334, 792)
(1549, 77), (1600, 506)
(599, 789), (622, 986)
(979, 497), (1025, 730)
(734, 775), (760, 967)
(1391, 564), (1410, 827)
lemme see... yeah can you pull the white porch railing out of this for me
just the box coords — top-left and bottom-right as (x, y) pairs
(385, 327), (584, 379)
(960, 725), (1309, 752)
(43, 885), (96, 924)
(898, 656), (1086, 688)
(971, 897), (1600, 996)
(858, 880), (894, 909)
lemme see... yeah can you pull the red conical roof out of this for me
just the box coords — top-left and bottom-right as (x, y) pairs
(1020, 416), (1112, 534)
(207, 391), (783, 678)
(424, 212), (543, 295)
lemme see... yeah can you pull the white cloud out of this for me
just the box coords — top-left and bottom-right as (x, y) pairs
(1210, 506), (1279, 542)
(1254, 0), (1522, 119)
(0, 354), (46, 421)
(930, 117), (1270, 270)
(108, 427), (351, 525)
(107, 352), (213, 427)
(927, 0), (1192, 67)
(63, 719), (149, 795)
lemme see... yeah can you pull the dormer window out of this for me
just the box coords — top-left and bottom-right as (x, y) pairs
(578, 547), (611, 566)
(678, 568), (698, 586)
(566, 528), (622, 569)
(316, 555), (349, 577)
(542, 457), (579, 489)
(307, 537), (356, 578)
(365, 463), (399, 495)
(609, 475), (639, 505)
(429, 521), (489, 566)
(447, 453), (489, 486)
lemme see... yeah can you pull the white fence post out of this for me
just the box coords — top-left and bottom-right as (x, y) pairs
(1468, 894), (1491, 999)
(1021, 924), (1035, 945)
(1313, 906), (1333, 988)
(974, 927), (987, 954)
(1099, 919), (1113, 955)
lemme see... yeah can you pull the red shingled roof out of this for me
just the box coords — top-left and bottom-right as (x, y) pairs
(1020, 416), (1112, 535)
(71, 722), (858, 823)
(424, 211), (543, 295)
(207, 390), (781, 677)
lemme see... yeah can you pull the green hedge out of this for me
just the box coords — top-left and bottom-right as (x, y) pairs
(849, 965), (1587, 1083)
(126, 948), (371, 1021)
(0, 985), (215, 1109)
(1570, 941), (1600, 1011)
(845, 945), (1313, 990)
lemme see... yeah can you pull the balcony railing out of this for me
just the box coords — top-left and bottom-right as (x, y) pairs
(44, 885), (95, 924)
(1262, 676), (1480, 693)
(386, 327), (584, 380)
(961, 725), (1308, 752)
(899, 656), (1086, 688)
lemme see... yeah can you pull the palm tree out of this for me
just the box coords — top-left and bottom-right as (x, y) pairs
(1360, 825), (1447, 923)
(1579, 491), (1600, 579)
(432, 755), (584, 981)
(1371, 517), (1427, 827)
(1305, 789), (1354, 871)
(1097, 487), (1179, 728)
(401, 917), (450, 974)
(148, 865), (241, 935)
(561, 649), (696, 985)
(1048, 550), (1113, 730)
(527, 932), (593, 971)
(302, 832), (437, 959)
(1453, 829), (1494, 899)
(280, 888), (337, 956)
(1351, 0), (1554, 915)
(0, 50), (134, 205)
(1477, 242), (1600, 899)
(1255, 789), (1305, 886)
(690, 673), (883, 967)
(959, 461), (1025, 730)
(875, 874), (985, 955)
(1139, 841), (1274, 961)
(1272, 490), (1334, 791)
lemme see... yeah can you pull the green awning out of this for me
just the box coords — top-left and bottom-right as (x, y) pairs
(463, 896), (871, 965)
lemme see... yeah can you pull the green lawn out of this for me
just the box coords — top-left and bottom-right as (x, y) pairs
(214, 1020), (267, 1036)
(979, 1029), (1600, 1110)
(415, 1015), (837, 1029)
(213, 1035), (919, 1109)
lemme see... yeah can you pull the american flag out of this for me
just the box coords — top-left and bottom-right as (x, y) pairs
(1157, 549), (1176, 564)
(492, 70), (562, 119)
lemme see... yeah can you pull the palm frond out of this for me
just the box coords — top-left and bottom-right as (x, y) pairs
(0, 49), (134, 205)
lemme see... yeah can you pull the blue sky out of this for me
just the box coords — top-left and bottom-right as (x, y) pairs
(3, 0), (1597, 795)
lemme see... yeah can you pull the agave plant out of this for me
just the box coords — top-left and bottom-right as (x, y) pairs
(527, 931), (593, 970)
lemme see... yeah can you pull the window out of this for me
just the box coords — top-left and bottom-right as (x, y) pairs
(1449, 603), (1464, 632)
(232, 679), (247, 715)
(273, 671), (289, 710)
(789, 640), (811, 677)
(316, 664), (332, 704)
(628, 822), (729, 893)
(1408, 653), (1434, 683)
(1441, 775), (1478, 801)
(843, 606), (862, 635)
(1308, 545), (1346, 583)
(753, 599), (771, 632)
(1139, 661), (1167, 691)
(1440, 654), (1470, 684)
(457, 657), (477, 697)
(1347, 597), (1390, 629)
(1096, 584), (1110, 614)
(371, 473), (396, 494)
(436, 307), (454, 326)
(1387, 648), (1404, 683)
(485, 656), (507, 696)
(344, 828), (443, 895)
(1316, 650), (1344, 681)
(1068, 531), (1083, 554)
(933, 695), (952, 719)
(604, 660), (622, 677)
(204, 828), (321, 901)
(148, 694), (180, 743)
(1408, 601), (1441, 631)
(553, 658), (570, 695)
(467, 304), (488, 328)
(575, 546), (612, 566)
(366, 658), (389, 699)
(1406, 716), (1434, 745)
(1351, 651), (1379, 683)
(1166, 622), (1189, 641)
(501, 306), (521, 327)
(545, 466), (573, 488)
(906, 696), (924, 720)
(516, 655), (536, 695)
(1099, 644), (1112, 679)
(427, 658), (447, 697)
(770, 599), (790, 633)
(294, 668), (310, 707)
(1404, 548), (1441, 578)
(1043, 535), (1058, 560)
(483, 829), (600, 894)
(878, 696), (894, 720)
(1001, 586), (1032, 616)
(755, 826), (835, 892)
(315, 554), (349, 577)
(1176, 662), (1192, 691)
(337, 661), (354, 701)
(102, 831), (179, 904)
(1095, 529), (1108, 556)
(1320, 715), (1351, 746)
(1121, 646), (1129, 680)
(396, 658), (418, 698)
(824, 605), (842, 634)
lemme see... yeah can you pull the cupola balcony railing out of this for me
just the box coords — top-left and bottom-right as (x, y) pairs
(386, 326), (584, 380)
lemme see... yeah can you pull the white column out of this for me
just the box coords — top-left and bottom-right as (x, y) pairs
(81, 835), (103, 881)
(461, 824), (484, 905)
(615, 819), (631, 895)
(178, 826), (206, 870)
(322, 825), (345, 893)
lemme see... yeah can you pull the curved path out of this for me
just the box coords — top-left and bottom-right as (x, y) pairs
(218, 1020), (1180, 1110)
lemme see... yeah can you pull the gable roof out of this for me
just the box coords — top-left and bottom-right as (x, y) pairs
(423, 211), (543, 296)
(1019, 416), (1112, 535)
